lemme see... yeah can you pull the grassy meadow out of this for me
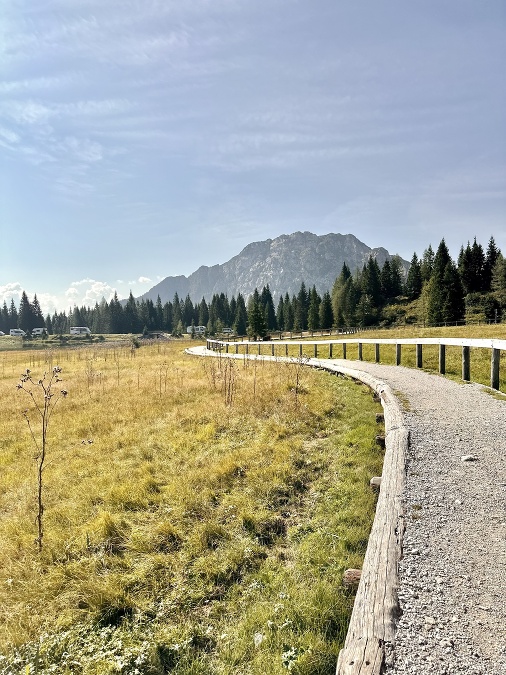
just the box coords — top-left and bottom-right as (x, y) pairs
(0, 341), (383, 674)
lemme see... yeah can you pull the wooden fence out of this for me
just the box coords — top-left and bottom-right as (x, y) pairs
(206, 336), (506, 391)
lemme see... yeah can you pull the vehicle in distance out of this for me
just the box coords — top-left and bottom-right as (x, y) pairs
(222, 327), (233, 334)
(70, 326), (91, 335)
(186, 325), (206, 335)
(31, 327), (47, 336)
(10, 329), (26, 336)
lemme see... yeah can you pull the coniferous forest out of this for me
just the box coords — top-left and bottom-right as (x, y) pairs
(2, 236), (505, 338)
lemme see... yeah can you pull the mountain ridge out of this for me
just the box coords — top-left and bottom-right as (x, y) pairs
(138, 231), (409, 304)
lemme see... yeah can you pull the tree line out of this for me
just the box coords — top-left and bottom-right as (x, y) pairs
(2, 236), (505, 339)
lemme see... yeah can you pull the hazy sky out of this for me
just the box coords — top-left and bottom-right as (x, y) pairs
(1, 1), (505, 313)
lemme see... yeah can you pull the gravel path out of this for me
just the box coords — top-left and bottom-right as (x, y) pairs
(329, 360), (506, 675)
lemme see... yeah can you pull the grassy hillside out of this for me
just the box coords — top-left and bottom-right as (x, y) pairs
(0, 342), (383, 674)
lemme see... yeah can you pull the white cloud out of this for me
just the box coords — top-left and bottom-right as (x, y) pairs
(0, 282), (24, 306)
(138, 276), (151, 283)
(65, 279), (120, 307)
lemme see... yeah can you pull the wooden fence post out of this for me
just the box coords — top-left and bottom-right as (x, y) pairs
(462, 346), (470, 381)
(358, 343), (362, 360)
(416, 343), (423, 368)
(314, 344), (318, 358)
(343, 343), (347, 359)
(271, 344), (275, 356)
(246, 344), (249, 355)
(396, 344), (401, 366)
(226, 343), (229, 353)
(258, 344), (261, 355)
(491, 348), (500, 390)
(329, 343), (333, 358)
(285, 344), (288, 357)
(299, 344), (303, 357)
(235, 344), (239, 354)
(439, 344), (446, 374)
(375, 343), (380, 363)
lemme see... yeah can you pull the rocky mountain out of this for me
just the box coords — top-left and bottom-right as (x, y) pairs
(138, 231), (409, 304)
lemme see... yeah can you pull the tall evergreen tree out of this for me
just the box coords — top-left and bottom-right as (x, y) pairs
(247, 289), (267, 340)
(307, 285), (321, 330)
(283, 293), (294, 331)
(260, 285), (277, 330)
(319, 290), (333, 329)
(484, 236), (500, 292)
(276, 295), (285, 331)
(420, 244), (435, 283)
(0, 301), (9, 333)
(32, 294), (44, 326)
(406, 252), (422, 300)
(233, 294), (248, 336)
(293, 282), (309, 331)
(18, 291), (35, 332)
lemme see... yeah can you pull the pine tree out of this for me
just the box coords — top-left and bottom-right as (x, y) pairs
(0, 301), (9, 333)
(307, 286), (320, 330)
(319, 290), (333, 329)
(484, 236), (501, 292)
(9, 299), (18, 328)
(420, 244), (435, 283)
(18, 291), (35, 332)
(283, 293), (294, 331)
(260, 285), (277, 330)
(427, 240), (464, 325)
(198, 298), (209, 327)
(233, 294), (248, 336)
(406, 253), (422, 300)
(293, 282), (309, 331)
(276, 295), (285, 331)
(247, 289), (267, 340)
(32, 295), (44, 327)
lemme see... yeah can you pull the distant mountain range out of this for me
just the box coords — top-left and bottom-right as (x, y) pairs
(138, 231), (409, 304)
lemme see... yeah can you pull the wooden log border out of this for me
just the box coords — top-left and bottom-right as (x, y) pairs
(191, 345), (409, 675)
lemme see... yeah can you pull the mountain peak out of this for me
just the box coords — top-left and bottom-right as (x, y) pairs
(139, 232), (408, 303)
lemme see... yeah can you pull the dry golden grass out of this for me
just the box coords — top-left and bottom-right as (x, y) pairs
(0, 342), (383, 674)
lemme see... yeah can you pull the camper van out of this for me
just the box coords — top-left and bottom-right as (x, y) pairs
(31, 327), (47, 336)
(10, 329), (26, 337)
(187, 325), (206, 335)
(70, 326), (91, 335)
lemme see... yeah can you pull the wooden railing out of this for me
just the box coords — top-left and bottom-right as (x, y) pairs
(206, 337), (506, 391)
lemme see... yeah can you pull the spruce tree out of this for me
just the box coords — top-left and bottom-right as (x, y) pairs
(233, 294), (248, 336)
(484, 236), (501, 292)
(247, 289), (267, 340)
(18, 291), (35, 332)
(420, 244), (435, 283)
(319, 291), (333, 329)
(276, 295), (285, 331)
(406, 253), (422, 299)
(307, 286), (320, 330)
(261, 285), (277, 330)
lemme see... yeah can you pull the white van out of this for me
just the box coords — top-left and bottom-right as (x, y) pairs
(70, 326), (91, 335)
(10, 329), (26, 336)
(187, 325), (206, 335)
(31, 328), (47, 336)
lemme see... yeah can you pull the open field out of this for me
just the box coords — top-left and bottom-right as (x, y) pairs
(0, 342), (383, 674)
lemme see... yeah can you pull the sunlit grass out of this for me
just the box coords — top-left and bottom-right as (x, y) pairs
(0, 342), (382, 674)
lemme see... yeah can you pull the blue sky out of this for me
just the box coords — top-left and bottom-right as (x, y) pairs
(1, 0), (505, 313)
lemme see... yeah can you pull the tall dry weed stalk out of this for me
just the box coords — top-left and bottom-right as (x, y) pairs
(17, 366), (68, 552)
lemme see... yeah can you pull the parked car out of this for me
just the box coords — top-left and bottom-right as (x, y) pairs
(0, 331), (4, 336)
(31, 327), (47, 336)
(10, 329), (26, 336)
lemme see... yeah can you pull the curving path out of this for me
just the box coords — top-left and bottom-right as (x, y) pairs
(188, 347), (506, 675)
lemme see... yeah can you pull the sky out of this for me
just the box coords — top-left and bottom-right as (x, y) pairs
(1, 0), (505, 314)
